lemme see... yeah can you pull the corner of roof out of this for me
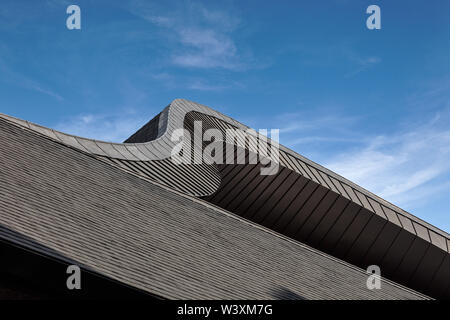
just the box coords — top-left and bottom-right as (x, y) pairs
(170, 98), (187, 105)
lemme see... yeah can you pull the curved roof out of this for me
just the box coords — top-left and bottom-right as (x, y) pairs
(1, 98), (449, 299)
(0, 116), (428, 299)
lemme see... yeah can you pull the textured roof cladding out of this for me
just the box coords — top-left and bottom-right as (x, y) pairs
(187, 111), (450, 299)
(1, 99), (448, 242)
(1, 98), (449, 299)
(124, 111), (162, 143)
(0, 118), (427, 300)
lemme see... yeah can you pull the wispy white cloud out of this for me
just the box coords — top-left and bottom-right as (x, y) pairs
(406, 76), (450, 112)
(151, 72), (240, 91)
(273, 110), (363, 147)
(324, 116), (450, 209)
(128, 1), (245, 70)
(54, 111), (148, 143)
(188, 80), (228, 91)
(286, 43), (381, 78)
(285, 136), (362, 146)
(0, 57), (64, 101)
(172, 28), (238, 69)
(267, 87), (450, 221)
(27, 83), (64, 101)
(279, 113), (359, 134)
(343, 51), (381, 78)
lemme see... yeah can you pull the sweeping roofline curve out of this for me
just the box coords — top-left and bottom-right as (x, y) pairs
(0, 99), (249, 162)
(0, 98), (448, 245)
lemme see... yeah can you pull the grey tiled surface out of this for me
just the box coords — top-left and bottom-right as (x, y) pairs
(1, 99), (448, 246)
(0, 118), (428, 300)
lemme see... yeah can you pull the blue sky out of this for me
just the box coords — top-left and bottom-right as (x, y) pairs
(1, 0), (449, 232)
